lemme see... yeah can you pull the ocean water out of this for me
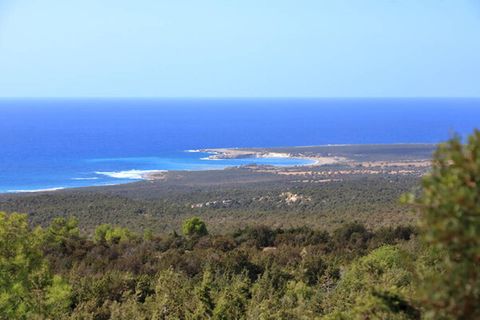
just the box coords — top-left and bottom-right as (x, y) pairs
(0, 98), (479, 193)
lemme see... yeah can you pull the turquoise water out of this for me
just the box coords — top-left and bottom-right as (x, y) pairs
(1, 98), (479, 193)
(0, 152), (312, 193)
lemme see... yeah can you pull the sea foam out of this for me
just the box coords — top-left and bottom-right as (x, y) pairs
(200, 157), (224, 161)
(95, 169), (165, 180)
(8, 187), (65, 193)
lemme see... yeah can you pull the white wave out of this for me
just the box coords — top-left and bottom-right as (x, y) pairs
(200, 157), (224, 161)
(95, 169), (165, 180)
(72, 177), (99, 180)
(185, 149), (201, 153)
(8, 187), (65, 193)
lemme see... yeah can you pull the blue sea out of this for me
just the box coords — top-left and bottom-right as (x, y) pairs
(0, 98), (479, 193)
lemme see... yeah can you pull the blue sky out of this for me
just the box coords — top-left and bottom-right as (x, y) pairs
(0, 0), (479, 98)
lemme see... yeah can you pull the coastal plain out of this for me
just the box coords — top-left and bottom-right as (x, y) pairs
(0, 144), (436, 233)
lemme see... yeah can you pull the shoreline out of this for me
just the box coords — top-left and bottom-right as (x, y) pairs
(195, 148), (346, 167)
(2, 143), (436, 194)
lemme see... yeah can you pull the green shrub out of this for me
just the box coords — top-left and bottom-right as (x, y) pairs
(149, 269), (195, 319)
(323, 245), (417, 319)
(182, 217), (208, 237)
(213, 273), (250, 320)
(94, 224), (134, 244)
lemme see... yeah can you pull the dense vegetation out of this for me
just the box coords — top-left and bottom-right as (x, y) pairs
(0, 174), (418, 234)
(0, 131), (479, 319)
(1, 213), (418, 319)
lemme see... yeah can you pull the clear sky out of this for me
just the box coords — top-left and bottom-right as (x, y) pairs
(0, 0), (479, 98)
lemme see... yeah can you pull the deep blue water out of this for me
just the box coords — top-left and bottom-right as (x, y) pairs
(0, 98), (479, 193)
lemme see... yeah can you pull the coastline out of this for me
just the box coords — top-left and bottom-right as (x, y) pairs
(2, 143), (436, 194)
(195, 148), (346, 167)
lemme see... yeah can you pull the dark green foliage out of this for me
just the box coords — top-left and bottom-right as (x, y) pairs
(0, 173), (420, 235)
(298, 247), (327, 285)
(1, 210), (422, 319)
(372, 291), (420, 320)
(332, 222), (373, 255)
(234, 225), (276, 248)
(406, 130), (480, 319)
(368, 225), (416, 249)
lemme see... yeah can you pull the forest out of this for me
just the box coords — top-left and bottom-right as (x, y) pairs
(0, 170), (420, 234)
(1, 131), (479, 319)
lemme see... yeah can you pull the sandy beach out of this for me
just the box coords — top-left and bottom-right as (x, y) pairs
(199, 148), (348, 166)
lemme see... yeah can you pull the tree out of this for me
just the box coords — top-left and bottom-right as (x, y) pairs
(43, 217), (80, 258)
(45, 216), (80, 245)
(182, 217), (208, 237)
(94, 223), (113, 244)
(149, 269), (195, 319)
(213, 273), (250, 320)
(94, 224), (134, 244)
(405, 130), (480, 319)
(0, 212), (72, 318)
(193, 268), (215, 320)
(322, 245), (417, 319)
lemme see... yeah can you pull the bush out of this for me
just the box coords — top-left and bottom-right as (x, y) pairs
(323, 245), (417, 319)
(94, 224), (134, 244)
(333, 222), (372, 254)
(182, 217), (208, 238)
(233, 225), (276, 248)
(213, 273), (250, 320)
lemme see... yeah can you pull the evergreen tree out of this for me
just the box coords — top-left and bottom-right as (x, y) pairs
(182, 217), (208, 238)
(213, 273), (250, 320)
(406, 130), (480, 319)
(0, 212), (72, 319)
(193, 268), (215, 320)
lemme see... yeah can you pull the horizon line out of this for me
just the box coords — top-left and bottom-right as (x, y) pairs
(1, 96), (480, 100)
